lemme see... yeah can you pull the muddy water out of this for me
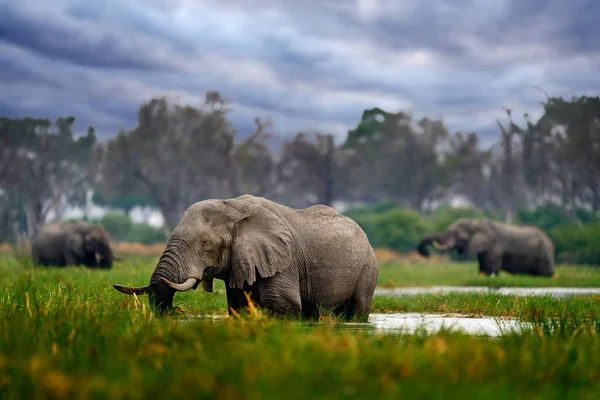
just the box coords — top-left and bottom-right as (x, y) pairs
(186, 313), (530, 337)
(375, 286), (600, 298)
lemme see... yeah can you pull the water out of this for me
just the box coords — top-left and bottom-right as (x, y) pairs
(185, 312), (530, 337)
(375, 286), (600, 298)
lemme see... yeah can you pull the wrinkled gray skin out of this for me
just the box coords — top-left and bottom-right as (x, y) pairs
(417, 218), (555, 277)
(113, 194), (379, 320)
(31, 222), (119, 269)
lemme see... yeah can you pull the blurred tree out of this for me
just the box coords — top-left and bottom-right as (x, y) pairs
(100, 92), (274, 230)
(541, 96), (600, 211)
(343, 108), (450, 210)
(444, 132), (491, 208)
(277, 132), (353, 207)
(229, 117), (276, 198)
(0, 117), (96, 237)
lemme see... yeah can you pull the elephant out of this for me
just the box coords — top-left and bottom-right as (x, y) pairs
(416, 218), (555, 277)
(113, 194), (379, 321)
(30, 221), (120, 269)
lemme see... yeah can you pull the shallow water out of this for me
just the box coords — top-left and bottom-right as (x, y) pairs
(185, 312), (530, 337)
(375, 286), (600, 298)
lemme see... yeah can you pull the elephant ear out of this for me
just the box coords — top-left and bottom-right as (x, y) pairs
(229, 207), (294, 289)
(64, 229), (85, 257)
(466, 222), (494, 255)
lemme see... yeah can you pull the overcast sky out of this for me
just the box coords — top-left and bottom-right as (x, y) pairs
(1, 0), (599, 146)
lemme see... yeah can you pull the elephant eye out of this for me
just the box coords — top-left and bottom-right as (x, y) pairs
(201, 240), (210, 247)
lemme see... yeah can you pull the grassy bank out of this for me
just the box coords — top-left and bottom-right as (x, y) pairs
(378, 261), (600, 288)
(3, 253), (600, 398)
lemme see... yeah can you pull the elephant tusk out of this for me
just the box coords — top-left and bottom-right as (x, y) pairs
(113, 284), (150, 295)
(161, 277), (198, 292)
(432, 240), (452, 250)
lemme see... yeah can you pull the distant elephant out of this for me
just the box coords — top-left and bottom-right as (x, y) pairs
(31, 221), (120, 269)
(113, 194), (379, 320)
(417, 218), (555, 277)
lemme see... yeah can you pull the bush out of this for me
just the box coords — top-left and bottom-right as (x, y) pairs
(424, 205), (490, 232)
(96, 213), (167, 245)
(127, 223), (168, 245)
(549, 221), (600, 265)
(99, 213), (133, 242)
(346, 207), (428, 253)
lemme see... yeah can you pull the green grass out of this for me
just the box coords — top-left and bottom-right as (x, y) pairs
(378, 261), (600, 288)
(3, 253), (600, 399)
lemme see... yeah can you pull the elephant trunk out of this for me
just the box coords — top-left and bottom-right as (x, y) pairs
(148, 262), (178, 313)
(147, 238), (204, 313)
(417, 234), (455, 256)
(417, 235), (436, 257)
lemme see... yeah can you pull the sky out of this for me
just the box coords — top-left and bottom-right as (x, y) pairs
(1, 0), (599, 147)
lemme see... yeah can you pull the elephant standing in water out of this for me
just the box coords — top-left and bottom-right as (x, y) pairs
(31, 221), (120, 269)
(417, 218), (555, 277)
(114, 194), (379, 321)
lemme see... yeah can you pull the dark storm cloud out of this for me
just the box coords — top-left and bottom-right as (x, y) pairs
(0, 0), (598, 145)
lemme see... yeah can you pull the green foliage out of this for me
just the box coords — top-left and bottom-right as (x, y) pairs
(549, 221), (600, 265)
(346, 205), (428, 253)
(516, 204), (579, 231)
(99, 213), (133, 242)
(127, 223), (168, 245)
(68, 214), (167, 245)
(2, 255), (600, 398)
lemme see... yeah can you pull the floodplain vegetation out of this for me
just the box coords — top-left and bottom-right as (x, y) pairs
(2, 253), (600, 399)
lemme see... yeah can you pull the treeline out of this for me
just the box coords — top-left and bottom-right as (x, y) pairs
(1, 90), (599, 261)
(345, 202), (600, 265)
(68, 202), (600, 266)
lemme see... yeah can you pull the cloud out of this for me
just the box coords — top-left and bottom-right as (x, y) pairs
(1, 0), (599, 147)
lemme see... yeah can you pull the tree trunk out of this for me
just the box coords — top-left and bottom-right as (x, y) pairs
(25, 200), (43, 238)
(51, 193), (63, 221)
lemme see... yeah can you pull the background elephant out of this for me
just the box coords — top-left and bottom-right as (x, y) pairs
(417, 218), (555, 277)
(114, 194), (379, 321)
(31, 221), (119, 269)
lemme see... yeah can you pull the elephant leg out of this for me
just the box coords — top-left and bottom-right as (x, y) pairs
(63, 251), (81, 267)
(257, 273), (302, 318)
(83, 253), (98, 268)
(347, 263), (378, 322)
(535, 256), (555, 277)
(477, 252), (502, 276)
(225, 285), (251, 316)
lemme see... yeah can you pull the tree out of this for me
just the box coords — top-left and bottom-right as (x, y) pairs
(276, 132), (344, 207)
(0, 117), (96, 237)
(229, 117), (276, 198)
(444, 132), (491, 208)
(343, 108), (450, 210)
(541, 96), (600, 211)
(100, 92), (273, 230)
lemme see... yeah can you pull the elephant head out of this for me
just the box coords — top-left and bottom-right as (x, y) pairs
(417, 218), (492, 257)
(82, 225), (119, 268)
(112, 195), (294, 314)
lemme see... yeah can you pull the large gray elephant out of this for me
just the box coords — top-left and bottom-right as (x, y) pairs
(417, 218), (555, 277)
(113, 194), (379, 320)
(31, 221), (119, 269)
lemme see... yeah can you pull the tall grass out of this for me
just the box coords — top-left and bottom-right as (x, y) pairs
(2, 253), (600, 398)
